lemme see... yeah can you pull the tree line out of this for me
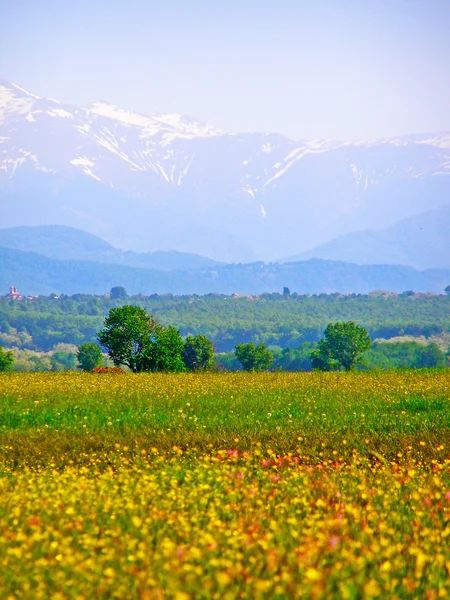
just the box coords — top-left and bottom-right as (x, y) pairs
(73, 308), (449, 373)
(1, 304), (448, 373)
(75, 309), (373, 373)
(1, 289), (449, 354)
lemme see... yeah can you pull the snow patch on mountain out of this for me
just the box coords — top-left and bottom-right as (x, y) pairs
(0, 85), (35, 122)
(90, 102), (154, 128)
(83, 167), (101, 182)
(263, 146), (327, 188)
(1, 157), (26, 177)
(242, 184), (255, 198)
(417, 134), (450, 149)
(47, 108), (73, 119)
(10, 83), (40, 99)
(89, 102), (221, 142)
(70, 157), (96, 168)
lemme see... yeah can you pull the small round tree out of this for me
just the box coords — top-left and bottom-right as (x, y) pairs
(77, 342), (103, 371)
(182, 335), (215, 371)
(310, 321), (371, 371)
(110, 286), (128, 300)
(235, 342), (273, 372)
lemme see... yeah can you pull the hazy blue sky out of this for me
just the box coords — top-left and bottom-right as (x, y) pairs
(1, 0), (449, 140)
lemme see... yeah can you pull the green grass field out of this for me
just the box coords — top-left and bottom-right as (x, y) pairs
(0, 371), (449, 598)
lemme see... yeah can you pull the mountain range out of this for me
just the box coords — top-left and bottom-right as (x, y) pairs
(1, 80), (449, 262)
(0, 226), (449, 296)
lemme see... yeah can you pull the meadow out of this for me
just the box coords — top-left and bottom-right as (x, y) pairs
(0, 371), (449, 598)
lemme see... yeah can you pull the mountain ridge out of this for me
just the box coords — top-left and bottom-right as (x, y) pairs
(281, 206), (450, 269)
(1, 244), (449, 297)
(1, 80), (450, 262)
(0, 225), (221, 270)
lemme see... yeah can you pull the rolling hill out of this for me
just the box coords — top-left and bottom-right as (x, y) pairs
(1, 245), (449, 296)
(282, 207), (450, 269)
(0, 225), (220, 271)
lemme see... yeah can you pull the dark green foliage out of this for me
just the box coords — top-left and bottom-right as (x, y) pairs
(235, 342), (274, 372)
(0, 345), (14, 372)
(272, 343), (316, 372)
(76, 342), (103, 372)
(365, 341), (448, 370)
(110, 286), (128, 300)
(182, 335), (215, 371)
(51, 351), (77, 372)
(98, 306), (160, 373)
(311, 321), (371, 371)
(445, 285), (450, 296)
(219, 343), (316, 372)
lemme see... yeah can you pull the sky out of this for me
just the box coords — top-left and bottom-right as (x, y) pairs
(1, 0), (449, 140)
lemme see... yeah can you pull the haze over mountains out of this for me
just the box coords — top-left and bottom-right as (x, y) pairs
(1, 81), (449, 263)
(0, 225), (219, 271)
(284, 207), (450, 270)
(0, 226), (449, 296)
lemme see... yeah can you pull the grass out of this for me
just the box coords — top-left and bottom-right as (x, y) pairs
(0, 371), (449, 598)
(0, 370), (449, 469)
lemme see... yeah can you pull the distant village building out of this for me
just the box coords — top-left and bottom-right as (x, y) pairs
(4, 286), (36, 301)
(7, 286), (24, 301)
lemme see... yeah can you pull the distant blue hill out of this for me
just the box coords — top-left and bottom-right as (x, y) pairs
(282, 207), (450, 269)
(0, 225), (220, 271)
(1, 245), (449, 296)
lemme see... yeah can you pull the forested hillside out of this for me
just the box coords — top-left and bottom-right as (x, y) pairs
(1, 291), (448, 353)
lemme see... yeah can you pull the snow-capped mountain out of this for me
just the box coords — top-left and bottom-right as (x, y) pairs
(1, 80), (449, 261)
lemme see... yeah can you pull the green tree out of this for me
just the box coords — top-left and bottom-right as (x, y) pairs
(110, 286), (128, 300)
(0, 345), (14, 372)
(145, 326), (186, 372)
(98, 305), (160, 373)
(416, 343), (447, 368)
(182, 335), (215, 371)
(445, 285), (450, 296)
(52, 351), (77, 371)
(235, 342), (273, 372)
(310, 321), (371, 371)
(77, 342), (103, 371)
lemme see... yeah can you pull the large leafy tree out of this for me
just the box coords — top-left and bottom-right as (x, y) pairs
(98, 306), (160, 373)
(77, 342), (103, 371)
(182, 335), (215, 371)
(235, 342), (273, 372)
(98, 306), (186, 373)
(0, 345), (14, 372)
(310, 321), (371, 371)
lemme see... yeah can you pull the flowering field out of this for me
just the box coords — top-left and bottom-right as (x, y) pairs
(0, 371), (449, 598)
